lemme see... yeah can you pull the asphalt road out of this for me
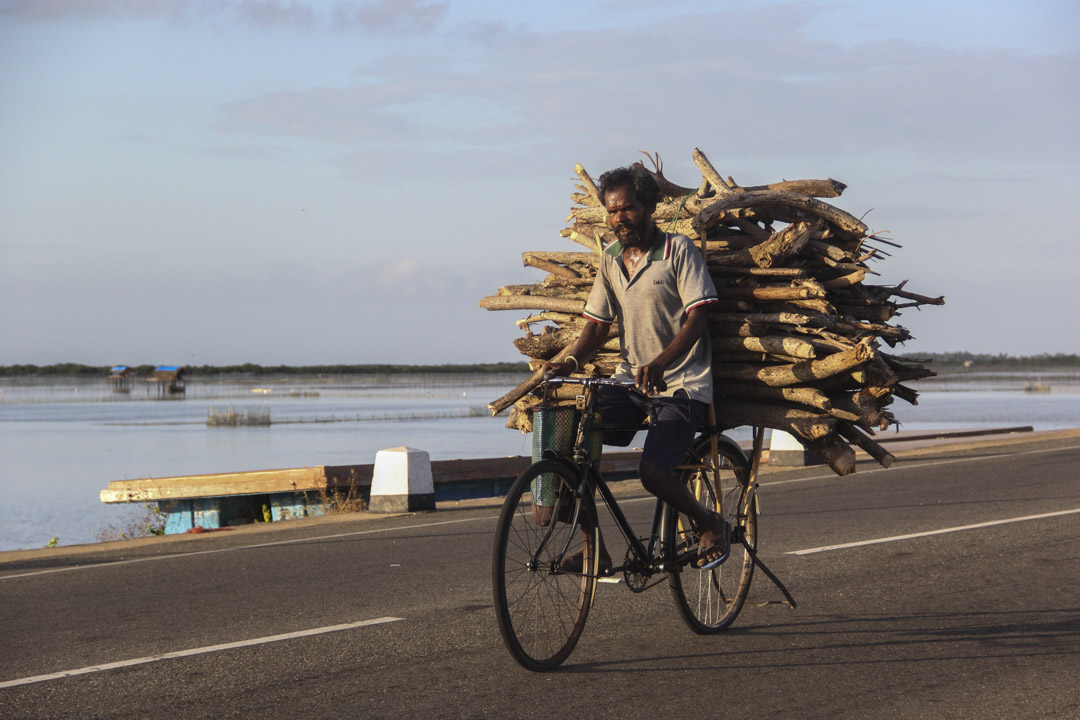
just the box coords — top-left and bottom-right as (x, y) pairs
(2, 431), (1078, 719)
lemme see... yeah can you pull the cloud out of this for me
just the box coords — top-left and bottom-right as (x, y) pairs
(210, 3), (1079, 186)
(332, 0), (446, 33)
(219, 83), (419, 145)
(0, 0), (192, 21)
(0, 0), (442, 31)
(231, 0), (315, 28)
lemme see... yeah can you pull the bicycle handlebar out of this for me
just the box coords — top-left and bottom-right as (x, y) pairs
(544, 376), (666, 404)
(545, 377), (636, 388)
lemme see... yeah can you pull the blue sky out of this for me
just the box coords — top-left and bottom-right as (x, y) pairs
(1, 0), (1077, 365)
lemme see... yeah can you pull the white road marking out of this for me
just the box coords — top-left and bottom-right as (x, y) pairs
(760, 443), (1080, 489)
(0, 617), (403, 689)
(1, 515), (500, 581)
(788, 507), (1080, 555)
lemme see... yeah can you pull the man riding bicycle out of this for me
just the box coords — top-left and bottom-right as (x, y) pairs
(543, 164), (730, 570)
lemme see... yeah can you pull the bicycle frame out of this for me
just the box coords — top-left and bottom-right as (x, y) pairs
(545, 376), (733, 580)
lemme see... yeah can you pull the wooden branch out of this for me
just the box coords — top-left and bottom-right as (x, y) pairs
(541, 275), (595, 288)
(716, 285), (825, 302)
(829, 391), (889, 430)
(692, 148), (736, 195)
(638, 164), (700, 198)
(807, 434), (857, 476)
(821, 269), (866, 290)
(892, 383), (919, 405)
(714, 399), (837, 440)
(887, 284), (945, 306)
(478, 295), (585, 314)
(512, 328), (576, 359)
(497, 284), (588, 299)
(560, 223), (611, 252)
(574, 164), (601, 205)
(836, 304), (897, 323)
(693, 190), (868, 237)
(516, 311), (586, 331)
(711, 267), (808, 278)
(713, 334), (817, 359)
(705, 221), (813, 268)
(716, 383), (833, 413)
(522, 254), (580, 279)
(488, 341), (577, 415)
(711, 341), (875, 387)
(837, 423), (895, 468)
(736, 178), (848, 198)
(848, 356), (900, 388)
(733, 217), (771, 244)
(710, 311), (813, 327)
(774, 298), (835, 315)
(513, 328), (620, 360)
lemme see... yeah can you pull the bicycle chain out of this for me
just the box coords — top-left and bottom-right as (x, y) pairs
(622, 548), (666, 593)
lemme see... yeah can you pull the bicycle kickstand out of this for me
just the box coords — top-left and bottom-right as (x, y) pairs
(740, 538), (798, 609)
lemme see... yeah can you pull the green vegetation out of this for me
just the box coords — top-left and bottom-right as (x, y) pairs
(5, 355), (1077, 379)
(95, 503), (167, 542)
(896, 353), (1080, 369)
(0, 362), (531, 378)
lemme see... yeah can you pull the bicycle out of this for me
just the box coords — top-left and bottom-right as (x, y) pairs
(492, 376), (795, 671)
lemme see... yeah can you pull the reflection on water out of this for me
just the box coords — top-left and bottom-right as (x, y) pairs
(1, 372), (1078, 552)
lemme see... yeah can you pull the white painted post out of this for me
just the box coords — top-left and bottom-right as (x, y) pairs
(768, 430), (821, 466)
(368, 447), (436, 513)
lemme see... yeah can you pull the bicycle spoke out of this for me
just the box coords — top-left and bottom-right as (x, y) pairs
(493, 459), (596, 671)
(670, 436), (756, 633)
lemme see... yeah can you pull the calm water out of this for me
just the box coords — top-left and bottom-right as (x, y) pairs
(1, 371), (1078, 552)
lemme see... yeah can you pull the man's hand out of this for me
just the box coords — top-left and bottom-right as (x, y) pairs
(543, 359), (573, 379)
(634, 306), (709, 395)
(635, 363), (667, 396)
(543, 322), (610, 381)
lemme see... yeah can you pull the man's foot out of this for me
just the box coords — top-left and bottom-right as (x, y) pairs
(696, 517), (731, 569)
(559, 547), (613, 576)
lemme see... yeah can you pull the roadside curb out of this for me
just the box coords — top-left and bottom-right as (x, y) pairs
(4, 428), (1078, 564)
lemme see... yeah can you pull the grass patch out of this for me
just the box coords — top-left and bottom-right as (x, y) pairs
(96, 503), (167, 542)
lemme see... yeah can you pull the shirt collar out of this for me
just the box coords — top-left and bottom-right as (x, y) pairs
(603, 227), (669, 260)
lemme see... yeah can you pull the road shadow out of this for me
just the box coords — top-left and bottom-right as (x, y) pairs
(561, 607), (1080, 674)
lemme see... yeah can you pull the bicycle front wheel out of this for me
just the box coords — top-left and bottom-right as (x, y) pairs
(669, 435), (756, 633)
(492, 459), (598, 671)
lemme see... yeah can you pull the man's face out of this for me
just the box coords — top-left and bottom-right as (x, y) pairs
(603, 184), (651, 248)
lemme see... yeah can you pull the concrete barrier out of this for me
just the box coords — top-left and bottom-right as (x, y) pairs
(368, 447), (436, 513)
(768, 430), (821, 466)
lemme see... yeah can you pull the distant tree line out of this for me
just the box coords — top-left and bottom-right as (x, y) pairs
(895, 352), (1080, 368)
(3, 354), (1076, 378)
(0, 362), (532, 378)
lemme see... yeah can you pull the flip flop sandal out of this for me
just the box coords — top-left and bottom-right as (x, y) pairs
(696, 521), (731, 570)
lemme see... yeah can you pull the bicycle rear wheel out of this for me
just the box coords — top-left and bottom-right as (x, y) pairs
(492, 459), (598, 671)
(669, 435), (756, 633)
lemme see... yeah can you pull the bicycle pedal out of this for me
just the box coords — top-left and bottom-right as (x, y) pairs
(697, 550), (730, 570)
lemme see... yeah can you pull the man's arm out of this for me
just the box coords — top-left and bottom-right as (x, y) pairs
(543, 320), (610, 378)
(635, 305), (709, 395)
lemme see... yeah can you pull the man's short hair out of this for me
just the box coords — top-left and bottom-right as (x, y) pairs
(597, 165), (660, 208)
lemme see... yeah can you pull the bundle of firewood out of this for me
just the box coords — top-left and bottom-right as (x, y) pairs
(479, 149), (943, 475)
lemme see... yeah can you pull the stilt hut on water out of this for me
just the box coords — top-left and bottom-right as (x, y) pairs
(109, 365), (132, 393)
(147, 365), (185, 397)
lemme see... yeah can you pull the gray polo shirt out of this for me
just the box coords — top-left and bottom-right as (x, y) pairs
(583, 229), (718, 402)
